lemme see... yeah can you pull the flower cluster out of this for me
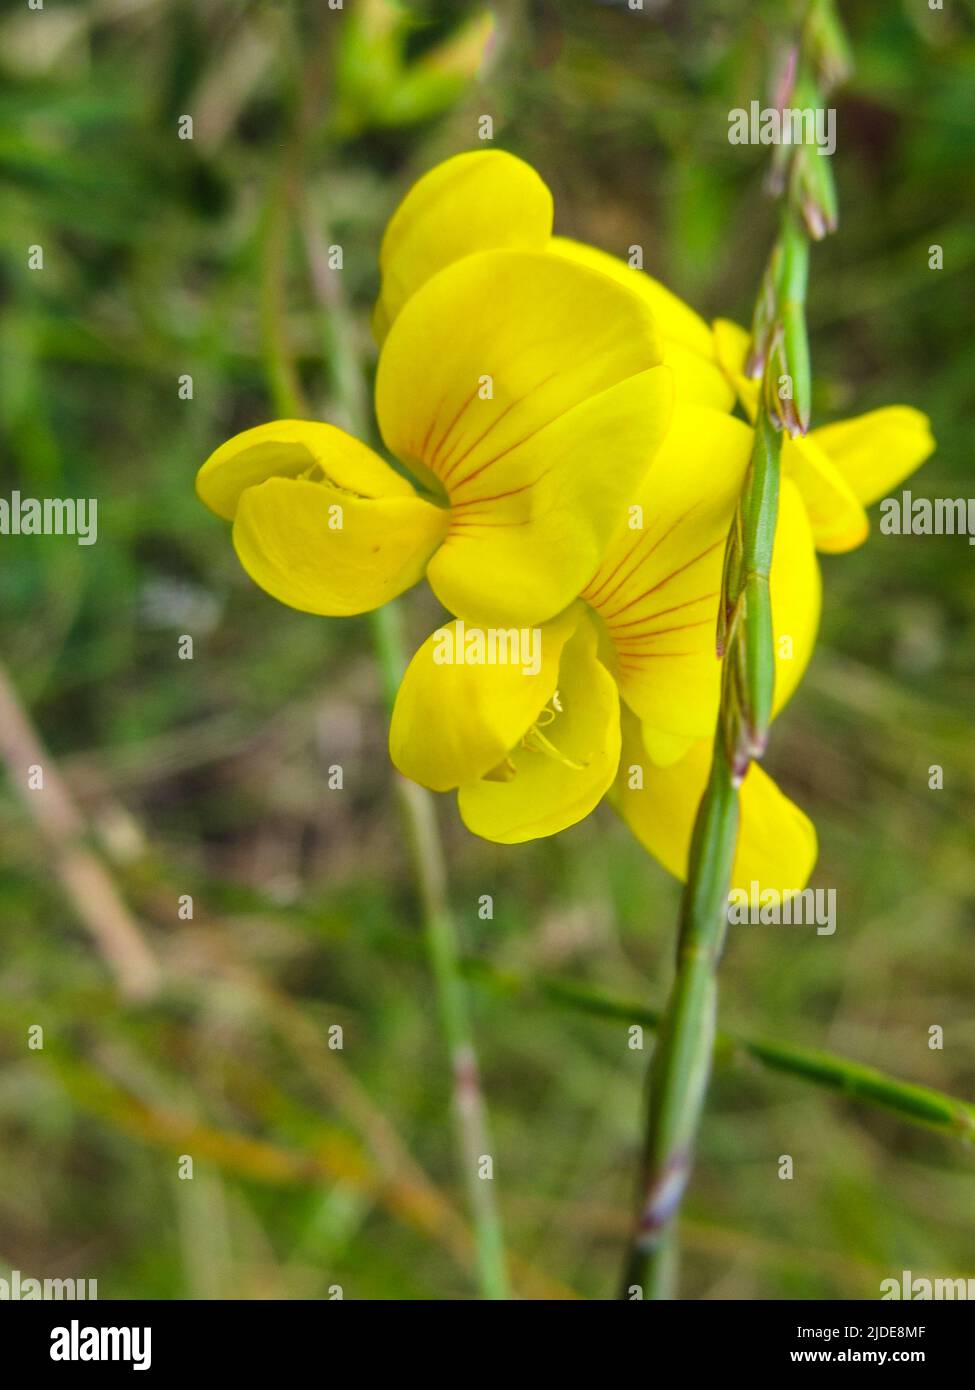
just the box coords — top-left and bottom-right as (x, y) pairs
(197, 151), (934, 895)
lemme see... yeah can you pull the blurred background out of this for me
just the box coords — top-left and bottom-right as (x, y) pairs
(1, 0), (973, 1300)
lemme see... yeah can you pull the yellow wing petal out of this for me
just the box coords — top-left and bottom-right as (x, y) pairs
(458, 611), (621, 842)
(782, 432), (869, 553)
(808, 406), (935, 507)
(196, 420), (416, 521)
(374, 149), (553, 341)
(232, 476), (447, 617)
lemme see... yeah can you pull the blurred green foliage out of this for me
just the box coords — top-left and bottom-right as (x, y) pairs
(0, 0), (973, 1299)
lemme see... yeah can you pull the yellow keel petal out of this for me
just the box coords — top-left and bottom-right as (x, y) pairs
(389, 609), (576, 792)
(458, 612), (621, 842)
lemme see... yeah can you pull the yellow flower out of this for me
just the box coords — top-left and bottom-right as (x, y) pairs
(390, 402), (821, 889)
(197, 248), (672, 628)
(374, 147), (932, 892)
(712, 319), (936, 553)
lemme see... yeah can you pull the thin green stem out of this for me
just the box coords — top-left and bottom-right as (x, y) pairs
(621, 733), (756, 1298)
(371, 605), (509, 1300)
(461, 959), (975, 1143)
(255, 160), (509, 1298)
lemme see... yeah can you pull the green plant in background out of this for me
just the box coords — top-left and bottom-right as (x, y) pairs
(332, 0), (496, 138)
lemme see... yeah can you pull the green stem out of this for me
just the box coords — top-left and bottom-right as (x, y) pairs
(620, 0), (851, 1298)
(369, 603), (510, 1300)
(257, 166), (509, 1298)
(461, 960), (975, 1143)
(620, 735), (751, 1299)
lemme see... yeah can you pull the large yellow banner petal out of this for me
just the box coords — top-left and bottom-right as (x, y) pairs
(377, 249), (670, 624)
(374, 149), (553, 341)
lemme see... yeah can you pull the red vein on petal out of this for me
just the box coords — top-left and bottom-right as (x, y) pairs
(440, 369), (563, 488)
(427, 391), (484, 476)
(599, 537), (724, 622)
(585, 500), (704, 611)
(607, 591), (719, 631)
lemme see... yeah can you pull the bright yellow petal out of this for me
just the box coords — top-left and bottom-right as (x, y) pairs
(613, 710), (817, 895)
(808, 406), (935, 507)
(196, 420), (416, 521)
(582, 405), (752, 741)
(551, 237), (734, 410)
(430, 366), (673, 626)
(389, 608), (576, 792)
(770, 476), (822, 716)
(232, 476), (447, 617)
(782, 432), (869, 553)
(641, 726), (695, 767)
(458, 612), (621, 843)
(551, 237), (714, 355)
(374, 149), (553, 341)
(663, 339), (737, 411)
(377, 248), (670, 625)
(711, 317), (760, 422)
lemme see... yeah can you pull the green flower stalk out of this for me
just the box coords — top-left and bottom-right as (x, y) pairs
(621, 0), (850, 1300)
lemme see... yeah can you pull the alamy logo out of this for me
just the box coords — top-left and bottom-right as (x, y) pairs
(728, 101), (836, 156)
(881, 1270), (975, 1300)
(879, 490), (975, 544)
(50, 1320), (151, 1371)
(0, 492), (98, 545)
(0, 1269), (97, 1300)
(433, 620), (541, 676)
(727, 884), (836, 936)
